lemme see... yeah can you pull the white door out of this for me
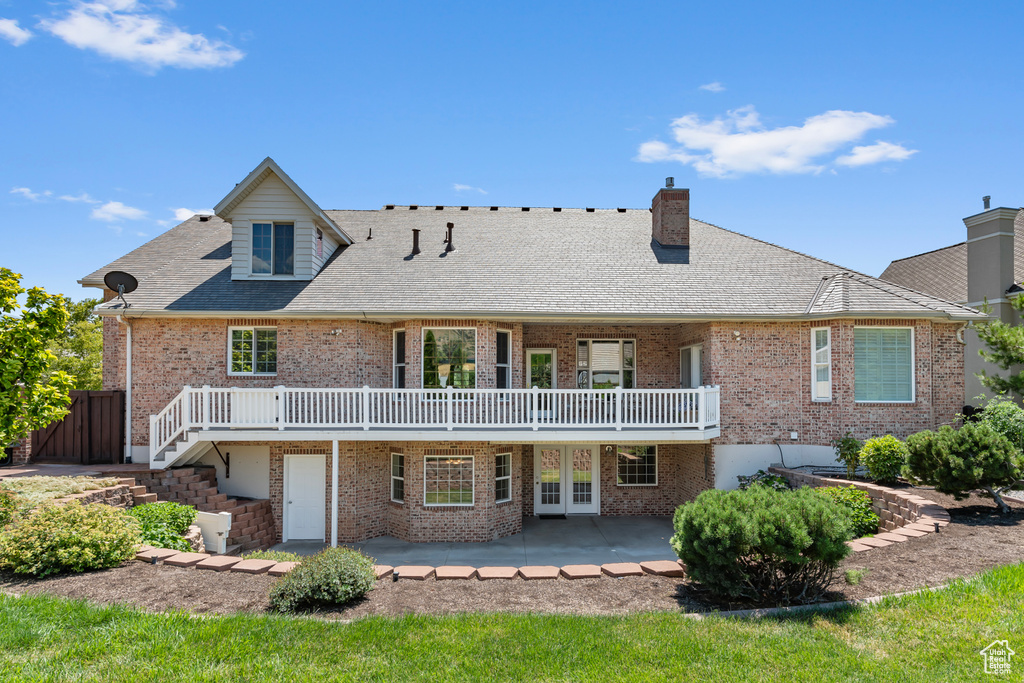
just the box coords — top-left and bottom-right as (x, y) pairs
(285, 455), (326, 541)
(533, 445), (599, 515)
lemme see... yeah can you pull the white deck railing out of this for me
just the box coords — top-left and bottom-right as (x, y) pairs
(150, 385), (720, 456)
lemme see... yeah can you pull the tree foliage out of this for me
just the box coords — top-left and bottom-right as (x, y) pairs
(975, 295), (1024, 396)
(905, 423), (1023, 513)
(47, 296), (102, 391)
(0, 268), (74, 447)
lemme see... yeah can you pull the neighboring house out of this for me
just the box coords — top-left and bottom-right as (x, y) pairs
(78, 157), (979, 546)
(881, 203), (1024, 403)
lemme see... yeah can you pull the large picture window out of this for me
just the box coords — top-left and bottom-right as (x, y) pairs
(576, 339), (635, 389)
(229, 327), (277, 375)
(812, 328), (832, 401)
(854, 327), (914, 402)
(423, 328), (476, 389)
(616, 445), (657, 486)
(252, 222), (294, 275)
(424, 455), (474, 505)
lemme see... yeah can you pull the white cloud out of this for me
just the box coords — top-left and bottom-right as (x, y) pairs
(91, 200), (147, 221)
(59, 192), (100, 204)
(0, 18), (32, 46)
(453, 183), (487, 194)
(173, 207), (214, 220)
(699, 81), (725, 93)
(40, 1), (244, 70)
(836, 140), (918, 167)
(637, 105), (913, 177)
(10, 187), (51, 201)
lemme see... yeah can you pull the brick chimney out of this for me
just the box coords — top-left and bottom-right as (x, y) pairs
(652, 177), (689, 248)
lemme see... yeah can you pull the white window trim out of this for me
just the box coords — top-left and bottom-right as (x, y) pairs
(615, 445), (658, 487)
(495, 452), (512, 503)
(250, 221), (297, 277)
(420, 327), (478, 390)
(853, 326), (916, 404)
(227, 326), (278, 377)
(811, 327), (832, 402)
(423, 455), (475, 507)
(679, 344), (703, 389)
(576, 338), (638, 389)
(393, 329), (406, 389)
(390, 453), (405, 504)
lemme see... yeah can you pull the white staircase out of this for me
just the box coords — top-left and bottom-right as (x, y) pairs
(151, 431), (215, 469)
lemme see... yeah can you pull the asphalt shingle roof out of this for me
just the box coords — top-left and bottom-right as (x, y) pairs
(82, 206), (982, 321)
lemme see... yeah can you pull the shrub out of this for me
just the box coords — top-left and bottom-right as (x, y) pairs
(670, 486), (851, 605)
(975, 395), (1024, 453)
(736, 469), (790, 492)
(0, 490), (18, 528)
(269, 547), (376, 613)
(833, 432), (864, 479)
(0, 501), (140, 577)
(858, 435), (908, 484)
(0, 476), (121, 508)
(816, 486), (879, 537)
(905, 423), (1024, 513)
(128, 501), (197, 552)
(243, 550), (303, 563)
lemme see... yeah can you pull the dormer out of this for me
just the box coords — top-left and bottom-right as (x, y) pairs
(214, 157), (352, 281)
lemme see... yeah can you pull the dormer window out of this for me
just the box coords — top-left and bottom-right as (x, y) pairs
(252, 222), (294, 275)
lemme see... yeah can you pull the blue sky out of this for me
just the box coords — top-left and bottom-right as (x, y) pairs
(2, 1), (1022, 300)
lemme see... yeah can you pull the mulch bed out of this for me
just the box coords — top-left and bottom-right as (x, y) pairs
(1, 486), (1022, 618)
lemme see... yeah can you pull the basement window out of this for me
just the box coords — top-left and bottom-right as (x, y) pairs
(616, 445), (657, 486)
(424, 456), (474, 506)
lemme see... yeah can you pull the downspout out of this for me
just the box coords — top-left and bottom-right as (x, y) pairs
(116, 314), (133, 464)
(331, 440), (339, 548)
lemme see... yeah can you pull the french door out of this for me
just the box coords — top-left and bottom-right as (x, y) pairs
(533, 444), (600, 515)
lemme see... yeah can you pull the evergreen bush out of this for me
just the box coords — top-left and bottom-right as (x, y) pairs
(905, 423), (1023, 513)
(269, 547), (376, 613)
(859, 435), (908, 484)
(670, 486), (851, 605)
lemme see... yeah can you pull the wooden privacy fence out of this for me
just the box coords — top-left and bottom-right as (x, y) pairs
(31, 390), (125, 465)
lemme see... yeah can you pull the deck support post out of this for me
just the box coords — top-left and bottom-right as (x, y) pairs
(331, 439), (339, 548)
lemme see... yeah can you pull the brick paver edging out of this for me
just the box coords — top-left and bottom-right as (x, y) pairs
(767, 467), (951, 553)
(134, 548), (688, 581)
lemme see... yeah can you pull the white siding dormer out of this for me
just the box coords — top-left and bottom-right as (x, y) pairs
(215, 157), (351, 282)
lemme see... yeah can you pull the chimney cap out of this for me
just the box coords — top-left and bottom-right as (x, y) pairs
(665, 177), (675, 188)
(983, 195), (992, 210)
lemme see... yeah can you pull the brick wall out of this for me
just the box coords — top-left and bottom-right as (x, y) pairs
(10, 438), (31, 465)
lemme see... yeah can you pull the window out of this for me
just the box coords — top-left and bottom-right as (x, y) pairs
(616, 445), (657, 486)
(424, 456), (474, 505)
(391, 453), (405, 503)
(229, 327), (277, 375)
(393, 330), (406, 388)
(495, 453), (511, 503)
(496, 331), (510, 389)
(854, 327), (914, 402)
(680, 344), (703, 388)
(252, 222), (294, 275)
(576, 339), (635, 389)
(423, 328), (476, 389)
(812, 328), (832, 401)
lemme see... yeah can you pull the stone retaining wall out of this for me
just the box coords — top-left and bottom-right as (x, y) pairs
(51, 479), (143, 508)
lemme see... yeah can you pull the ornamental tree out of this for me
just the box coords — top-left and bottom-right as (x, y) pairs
(975, 295), (1024, 396)
(47, 295), (103, 391)
(904, 423), (1023, 514)
(0, 268), (74, 447)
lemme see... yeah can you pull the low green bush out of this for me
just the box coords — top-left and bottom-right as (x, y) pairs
(975, 395), (1024, 453)
(833, 432), (864, 479)
(243, 550), (303, 563)
(0, 501), (140, 577)
(128, 501), (197, 552)
(0, 490), (18, 528)
(859, 435), (908, 484)
(816, 485), (879, 537)
(905, 423), (1023, 513)
(670, 486), (851, 605)
(269, 547), (376, 613)
(736, 469), (790, 491)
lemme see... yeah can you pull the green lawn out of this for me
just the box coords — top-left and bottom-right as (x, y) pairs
(1, 562), (1022, 682)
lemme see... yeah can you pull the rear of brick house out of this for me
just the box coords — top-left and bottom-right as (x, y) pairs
(79, 158), (980, 547)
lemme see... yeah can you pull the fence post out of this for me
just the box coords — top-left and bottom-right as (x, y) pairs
(202, 385), (210, 429)
(532, 386), (539, 431)
(615, 385), (623, 431)
(446, 385), (454, 431)
(276, 385), (286, 430)
(182, 386), (191, 432)
(149, 414), (157, 456)
(362, 386), (371, 431)
(698, 386), (706, 431)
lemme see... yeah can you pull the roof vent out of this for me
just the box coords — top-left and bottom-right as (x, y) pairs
(521, 207), (530, 212)
(666, 177), (675, 188)
(385, 204), (394, 210)
(984, 195), (992, 210)
(460, 206), (469, 211)
(586, 208), (595, 213)
(617, 208), (626, 213)
(198, 215), (211, 222)
(435, 205), (444, 210)
(411, 229), (421, 255)
(490, 206), (498, 211)
(410, 205), (418, 210)
(553, 207), (561, 212)
(366, 227), (373, 240)
(445, 222), (455, 253)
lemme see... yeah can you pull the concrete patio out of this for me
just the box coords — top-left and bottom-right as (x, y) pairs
(273, 515), (678, 567)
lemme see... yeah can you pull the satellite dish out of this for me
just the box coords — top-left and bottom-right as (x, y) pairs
(103, 271), (138, 308)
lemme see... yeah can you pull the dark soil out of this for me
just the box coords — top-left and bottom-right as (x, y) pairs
(1, 487), (1022, 618)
